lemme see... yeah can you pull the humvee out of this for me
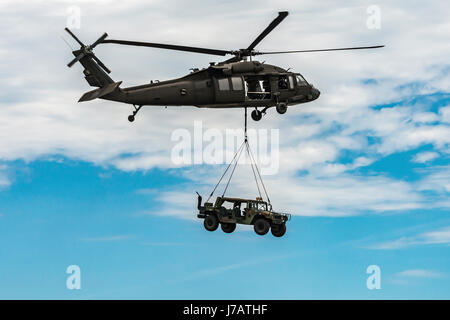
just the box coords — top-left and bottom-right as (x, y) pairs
(196, 194), (290, 237)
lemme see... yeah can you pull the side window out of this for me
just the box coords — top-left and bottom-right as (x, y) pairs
(231, 77), (243, 91)
(288, 76), (294, 90)
(218, 78), (230, 91)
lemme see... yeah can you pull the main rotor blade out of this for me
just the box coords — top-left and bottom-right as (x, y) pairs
(247, 11), (289, 51)
(102, 39), (232, 56)
(65, 27), (85, 47)
(256, 45), (385, 55)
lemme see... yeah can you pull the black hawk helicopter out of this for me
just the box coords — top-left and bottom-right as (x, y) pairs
(65, 11), (383, 122)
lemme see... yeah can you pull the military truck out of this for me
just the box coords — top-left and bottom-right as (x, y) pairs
(196, 194), (290, 237)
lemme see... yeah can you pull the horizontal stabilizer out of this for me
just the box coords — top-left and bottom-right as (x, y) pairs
(78, 81), (122, 102)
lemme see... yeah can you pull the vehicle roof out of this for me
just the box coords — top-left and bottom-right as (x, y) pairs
(218, 196), (267, 203)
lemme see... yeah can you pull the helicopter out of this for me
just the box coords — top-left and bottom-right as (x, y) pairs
(65, 11), (383, 122)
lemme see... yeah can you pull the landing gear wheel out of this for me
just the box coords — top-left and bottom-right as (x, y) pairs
(128, 105), (142, 122)
(251, 109), (262, 121)
(204, 215), (219, 232)
(253, 218), (270, 235)
(221, 222), (236, 233)
(271, 223), (286, 237)
(276, 103), (287, 114)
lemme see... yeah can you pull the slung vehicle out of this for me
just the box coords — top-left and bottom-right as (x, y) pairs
(197, 195), (290, 237)
(64, 11), (383, 122)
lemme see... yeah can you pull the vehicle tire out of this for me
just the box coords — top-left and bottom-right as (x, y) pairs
(204, 215), (219, 231)
(128, 115), (135, 122)
(276, 103), (287, 114)
(251, 110), (262, 121)
(271, 223), (286, 237)
(253, 218), (270, 235)
(221, 222), (236, 233)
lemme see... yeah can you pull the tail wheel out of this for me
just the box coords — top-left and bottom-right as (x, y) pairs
(271, 223), (286, 237)
(253, 218), (270, 235)
(221, 222), (236, 233)
(204, 215), (219, 231)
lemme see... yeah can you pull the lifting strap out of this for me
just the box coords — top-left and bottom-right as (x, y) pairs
(206, 108), (271, 205)
(206, 140), (245, 203)
(246, 138), (271, 204)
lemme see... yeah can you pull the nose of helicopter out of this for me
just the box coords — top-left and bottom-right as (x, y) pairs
(310, 87), (320, 100)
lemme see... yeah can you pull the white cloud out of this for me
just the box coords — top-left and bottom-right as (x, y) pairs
(140, 242), (186, 246)
(182, 254), (293, 281)
(369, 237), (413, 250)
(150, 164), (425, 219)
(368, 226), (450, 250)
(417, 166), (450, 194)
(80, 235), (134, 242)
(420, 226), (450, 245)
(0, 165), (11, 189)
(440, 106), (450, 123)
(412, 151), (439, 163)
(396, 269), (445, 278)
(412, 112), (439, 124)
(0, 0), (449, 217)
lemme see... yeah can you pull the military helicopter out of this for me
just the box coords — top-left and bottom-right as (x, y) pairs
(65, 11), (383, 122)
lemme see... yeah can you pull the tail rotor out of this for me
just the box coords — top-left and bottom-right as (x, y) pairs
(65, 28), (111, 73)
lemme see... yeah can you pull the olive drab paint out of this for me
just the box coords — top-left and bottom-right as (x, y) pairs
(197, 195), (290, 237)
(65, 11), (382, 123)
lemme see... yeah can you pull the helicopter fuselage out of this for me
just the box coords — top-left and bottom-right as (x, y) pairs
(66, 10), (382, 122)
(101, 60), (320, 110)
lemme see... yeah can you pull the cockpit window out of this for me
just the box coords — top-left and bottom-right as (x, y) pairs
(296, 74), (308, 86)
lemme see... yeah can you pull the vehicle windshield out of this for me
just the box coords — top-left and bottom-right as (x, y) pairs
(221, 200), (234, 210)
(257, 202), (268, 211)
(296, 74), (308, 86)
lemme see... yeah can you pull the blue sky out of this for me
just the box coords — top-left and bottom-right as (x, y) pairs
(0, 0), (449, 299)
(0, 158), (449, 299)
